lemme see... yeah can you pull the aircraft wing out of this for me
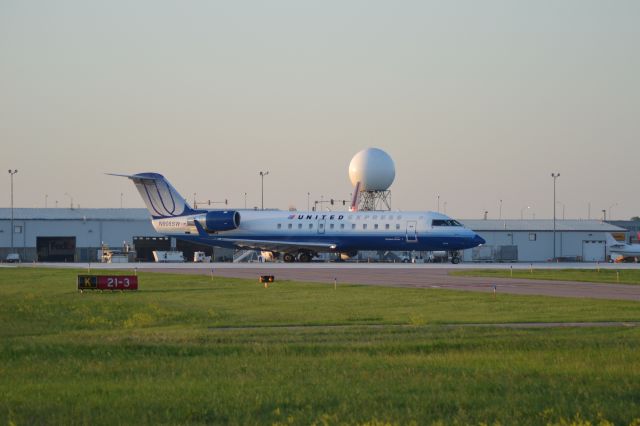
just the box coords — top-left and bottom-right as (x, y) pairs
(211, 237), (337, 253)
(191, 220), (337, 253)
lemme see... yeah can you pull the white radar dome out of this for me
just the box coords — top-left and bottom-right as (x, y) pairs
(348, 148), (395, 191)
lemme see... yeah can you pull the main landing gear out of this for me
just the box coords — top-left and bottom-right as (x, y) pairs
(282, 251), (314, 263)
(449, 251), (461, 264)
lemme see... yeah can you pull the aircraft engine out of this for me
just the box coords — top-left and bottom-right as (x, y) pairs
(194, 211), (240, 232)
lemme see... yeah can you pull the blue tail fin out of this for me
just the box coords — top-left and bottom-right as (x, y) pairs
(110, 172), (196, 218)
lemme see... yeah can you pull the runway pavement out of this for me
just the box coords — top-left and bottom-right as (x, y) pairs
(24, 261), (640, 301)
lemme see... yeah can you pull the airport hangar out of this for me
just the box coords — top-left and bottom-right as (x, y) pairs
(0, 208), (631, 263)
(0, 208), (231, 263)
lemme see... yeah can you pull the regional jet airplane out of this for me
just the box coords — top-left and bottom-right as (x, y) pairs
(606, 233), (640, 261)
(115, 173), (485, 263)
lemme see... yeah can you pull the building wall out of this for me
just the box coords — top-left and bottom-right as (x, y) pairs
(0, 219), (159, 262)
(464, 230), (613, 262)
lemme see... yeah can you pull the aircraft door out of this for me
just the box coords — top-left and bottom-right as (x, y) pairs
(406, 221), (417, 242)
(317, 219), (326, 234)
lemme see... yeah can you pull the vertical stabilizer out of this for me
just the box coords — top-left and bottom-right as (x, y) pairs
(606, 233), (624, 247)
(110, 173), (195, 218)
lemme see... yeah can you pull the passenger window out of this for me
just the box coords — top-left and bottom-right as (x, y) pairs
(330, 224), (334, 229)
(288, 224), (292, 229)
(298, 224), (302, 229)
(309, 224), (313, 229)
(363, 224), (367, 230)
(277, 224), (282, 229)
(385, 224), (390, 230)
(374, 224), (379, 230)
(396, 224), (400, 230)
(352, 224), (356, 229)
(340, 224), (345, 229)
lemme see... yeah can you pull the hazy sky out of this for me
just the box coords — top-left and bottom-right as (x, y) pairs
(2, 0), (639, 220)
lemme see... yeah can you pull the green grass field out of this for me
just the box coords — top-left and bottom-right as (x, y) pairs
(2, 267), (640, 425)
(451, 268), (640, 285)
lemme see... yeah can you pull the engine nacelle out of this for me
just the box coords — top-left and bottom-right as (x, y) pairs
(193, 211), (240, 232)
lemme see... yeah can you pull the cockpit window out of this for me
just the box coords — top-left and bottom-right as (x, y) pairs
(432, 219), (463, 227)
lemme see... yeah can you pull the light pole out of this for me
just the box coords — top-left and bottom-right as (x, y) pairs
(608, 203), (618, 221)
(520, 206), (531, 220)
(244, 192), (247, 209)
(64, 192), (73, 209)
(499, 199), (503, 220)
(307, 192), (310, 211)
(259, 171), (269, 210)
(437, 193), (440, 212)
(551, 173), (560, 260)
(602, 209), (606, 221)
(8, 170), (17, 252)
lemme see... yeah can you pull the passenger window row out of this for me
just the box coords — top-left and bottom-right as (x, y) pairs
(277, 223), (403, 230)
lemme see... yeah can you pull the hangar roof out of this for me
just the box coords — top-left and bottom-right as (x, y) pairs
(0, 208), (151, 221)
(460, 219), (626, 232)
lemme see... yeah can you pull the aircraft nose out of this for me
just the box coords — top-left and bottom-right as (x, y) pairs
(473, 234), (486, 246)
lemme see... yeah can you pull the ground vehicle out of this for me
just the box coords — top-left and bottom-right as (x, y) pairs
(193, 251), (211, 262)
(152, 251), (185, 263)
(6, 253), (20, 263)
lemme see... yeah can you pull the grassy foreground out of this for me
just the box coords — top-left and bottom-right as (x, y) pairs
(1, 267), (640, 425)
(451, 268), (640, 285)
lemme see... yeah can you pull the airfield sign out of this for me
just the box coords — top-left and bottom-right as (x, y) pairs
(77, 275), (138, 291)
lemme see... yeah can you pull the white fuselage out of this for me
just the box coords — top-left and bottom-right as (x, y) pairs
(151, 209), (484, 254)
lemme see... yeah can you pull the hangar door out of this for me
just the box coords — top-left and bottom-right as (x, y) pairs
(582, 240), (605, 262)
(37, 237), (76, 262)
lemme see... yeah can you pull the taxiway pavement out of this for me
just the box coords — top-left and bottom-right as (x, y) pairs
(24, 262), (640, 301)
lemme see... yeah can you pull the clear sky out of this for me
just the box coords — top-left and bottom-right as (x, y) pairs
(2, 0), (639, 220)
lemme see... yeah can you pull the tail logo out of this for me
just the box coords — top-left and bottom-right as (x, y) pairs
(128, 173), (191, 218)
(140, 179), (180, 217)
